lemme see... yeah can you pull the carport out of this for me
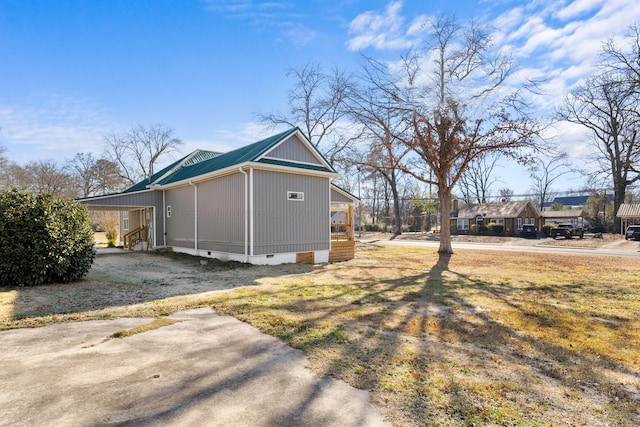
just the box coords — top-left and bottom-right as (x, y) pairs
(617, 203), (640, 234)
(78, 189), (165, 250)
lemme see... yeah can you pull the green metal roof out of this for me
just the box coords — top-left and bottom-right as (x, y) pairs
(124, 127), (336, 192)
(123, 149), (220, 193)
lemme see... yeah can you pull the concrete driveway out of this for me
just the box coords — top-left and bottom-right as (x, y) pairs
(0, 308), (389, 426)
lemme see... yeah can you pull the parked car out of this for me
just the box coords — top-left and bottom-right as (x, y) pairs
(625, 225), (640, 240)
(550, 223), (584, 239)
(520, 224), (537, 238)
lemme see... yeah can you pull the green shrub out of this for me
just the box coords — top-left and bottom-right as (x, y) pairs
(542, 224), (554, 237)
(365, 224), (381, 232)
(0, 189), (96, 286)
(487, 222), (504, 234)
(471, 224), (488, 234)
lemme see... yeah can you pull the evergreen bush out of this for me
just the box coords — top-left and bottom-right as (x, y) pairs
(487, 222), (504, 234)
(0, 189), (96, 286)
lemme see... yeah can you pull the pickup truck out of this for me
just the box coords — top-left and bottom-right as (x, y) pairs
(550, 223), (584, 239)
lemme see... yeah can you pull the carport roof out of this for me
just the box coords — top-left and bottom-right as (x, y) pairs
(617, 203), (640, 218)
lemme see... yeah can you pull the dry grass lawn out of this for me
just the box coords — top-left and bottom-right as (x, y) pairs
(2, 245), (639, 426)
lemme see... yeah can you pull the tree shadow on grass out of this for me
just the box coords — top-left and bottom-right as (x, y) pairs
(209, 250), (640, 425)
(3, 247), (639, 426)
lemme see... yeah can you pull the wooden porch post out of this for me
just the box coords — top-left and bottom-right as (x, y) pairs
(347, 205), (354, 241)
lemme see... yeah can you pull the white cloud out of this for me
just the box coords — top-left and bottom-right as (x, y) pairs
(0, 94), (111, 164)
(201, 0), (315, 46)
(347, 1), (426, 51)
(555, 0), (602, 21)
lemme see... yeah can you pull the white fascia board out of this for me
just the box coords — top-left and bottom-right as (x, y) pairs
(250, 162), (338, 178)
(154, 160), (337, 191)
(77, 188), (154, 202)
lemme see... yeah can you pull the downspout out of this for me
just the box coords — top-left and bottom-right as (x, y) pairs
(239, 168), (249, 263)
(249, 168), (254, 256)
(189, 181), (198, 254)
(162, 190), (167, 247)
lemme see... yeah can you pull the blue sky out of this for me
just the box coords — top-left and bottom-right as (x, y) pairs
(1, 0), (639, 193)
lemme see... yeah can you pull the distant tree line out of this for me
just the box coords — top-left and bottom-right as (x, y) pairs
(0, 123), (182, 199)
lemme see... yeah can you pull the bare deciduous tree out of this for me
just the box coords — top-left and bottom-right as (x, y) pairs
(257, 62), (361, 166)
(347, 58), (413, 235)
(498, 187), (514, 202)
(68, 153), (126, 197)
(0, 144), (10, 190)
(457, 153), (500, 204)
(90, 210), (120, 245)
(557, 67), (640, 232)
(384, 16), (543, 253)
(528, 154), (571, 211)
(14, 160), (77, 198)
(105, 124), (183, 186)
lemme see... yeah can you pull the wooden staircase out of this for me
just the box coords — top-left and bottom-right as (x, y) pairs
(123, 226), (147, 250)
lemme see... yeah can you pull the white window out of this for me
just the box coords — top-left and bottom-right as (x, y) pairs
(457, 218), (469, 230)
(287, 191), (304, 201)
(122, 211), (129, 230)
(166, 205), (172, 218)
(490, 218), (504, 225)
(517, 218), (523, 230)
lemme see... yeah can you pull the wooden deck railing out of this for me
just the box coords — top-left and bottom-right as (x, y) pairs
(123, 226), (147, 250)
(331, 224), (351, 241)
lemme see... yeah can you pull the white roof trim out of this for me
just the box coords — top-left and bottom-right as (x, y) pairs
(77, 188), (154, 203)
(153, 161), (337, 190)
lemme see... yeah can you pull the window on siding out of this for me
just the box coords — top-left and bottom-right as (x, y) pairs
(287, 191), (304, 201)
(490, 218), (504, 225)
(123, 211), (130, 230)
(457, 219), (469, 230)
(517, 218), (523, 230)
(166, 205), (172, 218)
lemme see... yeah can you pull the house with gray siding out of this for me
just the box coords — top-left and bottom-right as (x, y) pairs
(79, 128), (358, 265)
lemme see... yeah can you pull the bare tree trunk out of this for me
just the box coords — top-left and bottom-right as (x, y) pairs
(438, 188), (453, 254)
(390, 174), (402, 235)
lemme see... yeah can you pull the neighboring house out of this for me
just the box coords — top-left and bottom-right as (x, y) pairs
(541, 209), (586, 226)
(79, 128), (358, 265)
(451, 200), (541, 235)
(616, 203), (640, 233)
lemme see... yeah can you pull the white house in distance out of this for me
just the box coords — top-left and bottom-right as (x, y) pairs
(79, 128), (358, 265)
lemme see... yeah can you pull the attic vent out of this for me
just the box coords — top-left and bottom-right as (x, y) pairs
(287, 191), (304, 201)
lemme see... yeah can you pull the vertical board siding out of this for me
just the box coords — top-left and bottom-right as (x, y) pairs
(165, 185), (195, 248)
(197, 173), (245, 254)
(153, 191), (164, 246)
(263, 135), (322, 165)
(253, 170), (330, 255)
(331, 188), (353, 203)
